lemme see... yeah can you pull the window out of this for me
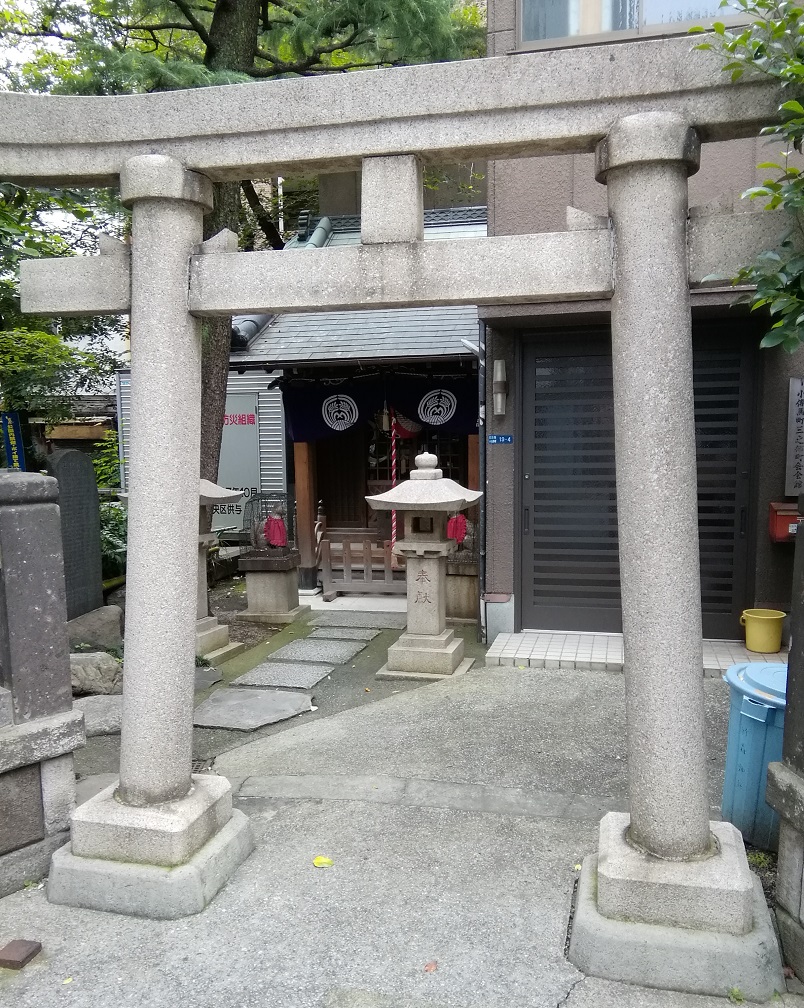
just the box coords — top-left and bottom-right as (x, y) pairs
(521, 0), (741, 44)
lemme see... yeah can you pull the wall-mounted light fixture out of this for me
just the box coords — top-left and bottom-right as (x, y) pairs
(493, 360), (508, 417)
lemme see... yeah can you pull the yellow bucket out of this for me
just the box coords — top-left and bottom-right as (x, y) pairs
(740, 609), (786, 654)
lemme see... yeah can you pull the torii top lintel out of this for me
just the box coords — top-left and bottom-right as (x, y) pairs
(0, 35), (780, 187)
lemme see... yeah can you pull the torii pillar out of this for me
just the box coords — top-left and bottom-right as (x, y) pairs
(46, 155), (254, 919)
(568, 113), (783, 1000)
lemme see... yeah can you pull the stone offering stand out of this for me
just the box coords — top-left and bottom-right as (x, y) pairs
(237, 493), (310, 624)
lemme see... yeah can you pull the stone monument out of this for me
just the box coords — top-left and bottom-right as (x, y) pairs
(0, 471), (85, 897)
(366, 452), (481, 681)
(46, 449), (104, 620)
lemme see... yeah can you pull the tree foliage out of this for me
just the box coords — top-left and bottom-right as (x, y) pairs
(0, 0), (485, 480)
(0, 182), (122, 425)
(693, 0), (804, 351)
(1, 0), (484, 92)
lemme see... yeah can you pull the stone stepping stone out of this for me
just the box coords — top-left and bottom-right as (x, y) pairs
(195, 666), (223, 691)
(269, 638), (368, 665)
(231, 661), (334, 690)
(308, 627), (380, 642)
(193, 688), (311, 731)
(311, 612), (407, 630)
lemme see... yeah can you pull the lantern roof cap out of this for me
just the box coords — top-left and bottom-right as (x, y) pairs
(365, 452), (482, 512)
(199, 479), (243, 505)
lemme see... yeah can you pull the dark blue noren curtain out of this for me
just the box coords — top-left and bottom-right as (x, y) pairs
(282, 381), (384, 441)
(391, 377), (477, 435)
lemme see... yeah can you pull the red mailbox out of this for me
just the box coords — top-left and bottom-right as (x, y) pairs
(769, 501), (801, 543)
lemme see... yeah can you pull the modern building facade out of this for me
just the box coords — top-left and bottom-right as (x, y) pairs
(482, 0), (802, 640)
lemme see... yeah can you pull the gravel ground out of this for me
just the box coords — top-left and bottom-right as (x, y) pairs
(208, 575), (277, 651)
(109, 574), (278, 651)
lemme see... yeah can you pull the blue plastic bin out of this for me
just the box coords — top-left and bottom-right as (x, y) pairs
(722, 662), (787, 850)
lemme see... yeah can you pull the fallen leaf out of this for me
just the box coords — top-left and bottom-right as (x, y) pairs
(313, 855), (334, 868)
(364, 688), (371, 692)
(63, 978), (73, 985)
(424, 961), (438, 973)
(574, 864), (582, 871)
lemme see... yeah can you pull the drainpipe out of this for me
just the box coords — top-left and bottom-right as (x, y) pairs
(478, 321), (487, 644)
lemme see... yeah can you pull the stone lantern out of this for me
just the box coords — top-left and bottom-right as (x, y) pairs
(366, 452), (482, 680)
(196, 479), (245, 662)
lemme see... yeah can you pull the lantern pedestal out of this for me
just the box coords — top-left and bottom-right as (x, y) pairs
(195, 485), (246, 663)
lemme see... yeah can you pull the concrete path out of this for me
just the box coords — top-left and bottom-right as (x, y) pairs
(1, 666), (800, 1008)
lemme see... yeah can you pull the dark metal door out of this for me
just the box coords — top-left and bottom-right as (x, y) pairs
(520, 331), (755, 637)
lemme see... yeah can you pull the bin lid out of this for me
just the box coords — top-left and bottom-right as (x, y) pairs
(724, 662), (787, 708)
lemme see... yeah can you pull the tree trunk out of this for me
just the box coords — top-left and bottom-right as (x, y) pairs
(198, 0), (262, 492)
(200, 179), (240, 489)
(204, 0), (261, 72)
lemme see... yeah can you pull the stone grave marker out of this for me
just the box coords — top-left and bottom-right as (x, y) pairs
(47, 449), (104, 620)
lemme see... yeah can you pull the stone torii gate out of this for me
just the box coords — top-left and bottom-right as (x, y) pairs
(2, 34), (788, 997)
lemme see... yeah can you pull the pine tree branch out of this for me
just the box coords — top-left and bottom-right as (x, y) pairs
(1, 26), (79, 42)
(113, 22), (202, 32)
(240, 180), (285, 250)
(166, 0), (212, 45)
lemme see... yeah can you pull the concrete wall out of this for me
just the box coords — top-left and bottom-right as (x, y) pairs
(318, 165), (488, 217)
(488, 140), (770, 238)
(486, 0), (774, 238)
(484, 325), (517, 601)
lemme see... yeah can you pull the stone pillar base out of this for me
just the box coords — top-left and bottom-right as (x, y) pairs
(376, 656), (474, 683)
(569, 854), (784, 1002)
(240, 604), (311, 625)
(384, 628), (465, 678)
(69, 774), (231, 865)
(595, 812), (754, 934)
(47, 775), (254, 918)
(48, 809), (253, 919)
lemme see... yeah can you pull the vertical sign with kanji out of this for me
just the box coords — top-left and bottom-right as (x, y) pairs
(786, 378), (804, 496)
(1, 412), (26, 470)
(213, 393), (260, 532)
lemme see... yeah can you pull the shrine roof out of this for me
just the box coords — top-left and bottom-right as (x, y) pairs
(235, 305), (478, 365)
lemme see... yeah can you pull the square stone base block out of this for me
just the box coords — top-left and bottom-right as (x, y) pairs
(569, 855), (785, 1002)
(376, 657), (474, 682)
(0, 830), (69, 899)
(597, 812), (753, 934)
(776, 904), (804, 981)
(387, 628), (465, 676)
(71, 774), (232, 867)
(47, 809), (254, 920)
(196, 616), (231, 657)
(239, 604), (311, 625)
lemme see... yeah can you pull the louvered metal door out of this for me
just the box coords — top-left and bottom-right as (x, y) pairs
(520, 333), (754, 637)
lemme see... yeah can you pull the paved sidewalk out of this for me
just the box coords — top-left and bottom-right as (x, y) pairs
(1, 665), (799, 1008)
(487, 631), (788, 676)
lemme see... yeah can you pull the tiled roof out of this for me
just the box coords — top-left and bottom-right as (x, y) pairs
(242, 305), (478, 365)
(290, 206), (487, 247)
